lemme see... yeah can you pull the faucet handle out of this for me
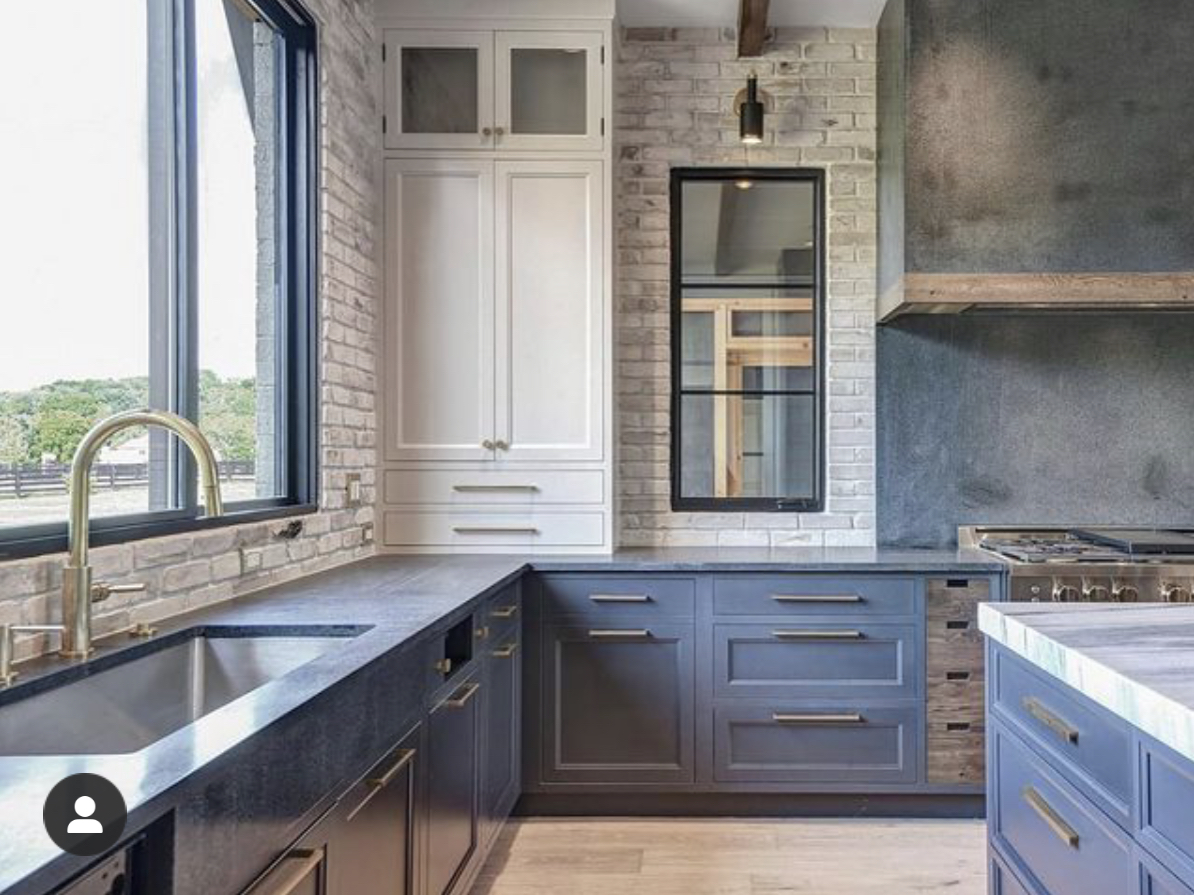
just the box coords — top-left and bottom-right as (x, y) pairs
(91, 581), (147, 603)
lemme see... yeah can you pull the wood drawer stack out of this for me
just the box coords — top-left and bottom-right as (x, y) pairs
(987, 643), (1194, 895)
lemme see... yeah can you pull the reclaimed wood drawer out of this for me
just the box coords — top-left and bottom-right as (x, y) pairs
(713, 703), (919, 784)
(383, 510), (605, 548)
(713, 622), (918, 700)
(1140, 736), (1194, 885)
(712, 576), (917, 617)
(991, 646), (1133, 826)
(384, 469), (604, 505)
(926, 578), (989, 785)
(538, 575), (697, 620)
(991, 721), (1134, 895)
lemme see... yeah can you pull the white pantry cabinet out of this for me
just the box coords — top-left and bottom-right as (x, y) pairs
(382, 28), (605, 152)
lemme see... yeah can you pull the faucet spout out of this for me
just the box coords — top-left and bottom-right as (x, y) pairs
(62, 410), (225, 657)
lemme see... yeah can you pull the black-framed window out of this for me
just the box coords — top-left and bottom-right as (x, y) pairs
(0, 0), (318, 559)
(670, 168), (825, 513)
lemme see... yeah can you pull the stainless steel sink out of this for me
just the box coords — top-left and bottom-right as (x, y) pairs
(0, 631), (351, 756)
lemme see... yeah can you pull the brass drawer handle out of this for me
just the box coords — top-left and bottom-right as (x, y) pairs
(476, 626), (490, 640)
(244, 848), (324, 895)
(434, 658), (452, 675)
(1023, 786), (1080, 849)
(491, 604), (519, 619)
(492, 642), (519, 658)
(771, 630), (864, 640)
(443, 682), (481, 709)
(452, 484), (539, 492)
(588, 629), (652, 639)
(347, 748), (417, 821)
(589, 594), (653, 603)
(1023, 696), (1080, 745)
(772, 712), (865, 724)
(453, 525), (539, 534)
(771, 594), (864, 604)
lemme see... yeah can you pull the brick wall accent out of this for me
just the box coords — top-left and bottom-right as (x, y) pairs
(0, 0), (380, 662)
(616, 26), (877, 548)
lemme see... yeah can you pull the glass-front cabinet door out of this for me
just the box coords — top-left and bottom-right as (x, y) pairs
(384, 30), (494, 150)
(495, 31), (604, 151)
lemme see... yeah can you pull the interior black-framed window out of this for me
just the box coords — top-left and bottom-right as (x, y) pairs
(0, 0), (318, 559)
(670, 168), (825, 513)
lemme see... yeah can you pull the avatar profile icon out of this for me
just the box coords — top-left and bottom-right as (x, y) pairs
(66, 796), (104, 834)
(43, 773), (127, 857)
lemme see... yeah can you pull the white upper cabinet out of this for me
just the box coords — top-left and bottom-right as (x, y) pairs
(495, 32), (604, 152)
(495, 160), (604, 461)
(383, 28), (604, 152)
(384, 158), (495, 460)
(384, 30), (494, 150)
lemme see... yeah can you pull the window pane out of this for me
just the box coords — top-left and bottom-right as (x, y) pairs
(679, 395), (817, 501)
(196, 0), (284, 502)
(402, 47), (479, 134)
(510, 48), (587, 135)
(0, 1), (161, 529)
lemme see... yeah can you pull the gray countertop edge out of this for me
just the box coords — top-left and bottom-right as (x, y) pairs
(978, 602), (1194, 764)
(0, 549), (1002, 894)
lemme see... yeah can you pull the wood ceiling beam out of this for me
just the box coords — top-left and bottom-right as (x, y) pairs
(737, 0), (770, 58)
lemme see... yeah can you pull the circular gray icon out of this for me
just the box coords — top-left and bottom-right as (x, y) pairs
(43, 773), (127, 857)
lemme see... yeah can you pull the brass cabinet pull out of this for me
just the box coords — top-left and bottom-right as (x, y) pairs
(1022, 696), (1080, 745)
(771, 630), (865, 640)
(771, 594), (864, 604)
(452, 484), (539, 492)
(1023, 786), (1080, 849)
(491, 604), (519, 619)
(452, 525), (539, 534)
(589, 594), (652, 603)
(434, 658), (452, 675)
(444, 681), (481, 709)
(475, 626), (490, 640)
(588, 629), (652, 639)
(772, 712), (865, 724)
(347, 748), (418, 821)
(244, 848), (325, 895)
(492, 642), (519, 658)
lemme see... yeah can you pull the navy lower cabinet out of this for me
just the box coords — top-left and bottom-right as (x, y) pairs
(541, 622), (696, 784)
(986, 641), (1194, 895)
(426, 670), (483, 895)
(481, 619), (522, 847)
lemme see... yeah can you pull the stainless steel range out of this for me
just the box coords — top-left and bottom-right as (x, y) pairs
(959, 525), (1194, 603)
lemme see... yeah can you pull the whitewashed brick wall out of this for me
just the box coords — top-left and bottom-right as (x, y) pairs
(0, 0), (380, 662)
(616, 26), (877, 548)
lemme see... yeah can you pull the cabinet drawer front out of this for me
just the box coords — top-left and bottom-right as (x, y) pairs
(991, 646), (1133, 823)
(714, 623), (918, 700)
(713, 704), (919, 784)
(1140, 846), (1194, 895)
(484, 587), (523, 638)
(384, 469), (604, 505)
(991, 849), (1041, 895)
(712, 576), (917, 617)
(383, 510), (605, 547)
(539, 575), (697, 620)
(991, 723), (1134, 895)
(1141, 738), (1194, 884)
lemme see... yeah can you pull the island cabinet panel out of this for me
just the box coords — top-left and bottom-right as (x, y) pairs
(1140, 736), (1194, 885)
(540, 622), (696, 784)
(990, 646), (1134, 826)
(926, 577), (988, 785)
(713, 622), (918, 701)
(426, 671), (483, 895)
(989, 721), (1135, 895)
(990, 849), (1041, 895)
(1141, 847), (1194, 895)
(713, 704), (919, 784)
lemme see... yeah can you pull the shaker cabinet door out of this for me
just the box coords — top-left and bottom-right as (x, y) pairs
(426, 675), (483, 895)
(494, 160), (604, 462)
(384, 158), (496, 461)
(481, 626), (522, 845)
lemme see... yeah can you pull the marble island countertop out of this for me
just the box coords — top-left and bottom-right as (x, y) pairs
(979, 601), (1194, 764)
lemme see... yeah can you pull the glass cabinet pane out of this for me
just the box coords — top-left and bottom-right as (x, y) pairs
(510, 48), (587, 135)
(402, 46), (479, 134)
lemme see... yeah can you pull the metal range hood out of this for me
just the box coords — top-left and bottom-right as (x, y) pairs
(876, 0), (1194, 322)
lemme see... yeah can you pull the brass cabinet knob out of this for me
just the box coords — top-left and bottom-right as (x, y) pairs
(481, 439), (495, 450)
(481, 126), (493, 136)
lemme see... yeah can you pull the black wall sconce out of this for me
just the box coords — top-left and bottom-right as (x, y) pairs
(737, 73), (765, 144)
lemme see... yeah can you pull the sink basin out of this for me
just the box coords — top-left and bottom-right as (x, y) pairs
(0, 629), (354, 756)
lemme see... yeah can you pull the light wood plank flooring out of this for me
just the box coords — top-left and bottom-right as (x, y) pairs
(472, 818), (987, 895)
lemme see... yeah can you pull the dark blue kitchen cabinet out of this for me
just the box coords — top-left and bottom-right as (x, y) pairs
(481, 614), (522, 847)
(426, 671), (483, 895)
(540, 621), (696, 784)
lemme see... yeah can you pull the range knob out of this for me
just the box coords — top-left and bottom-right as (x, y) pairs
(1111, 582), (1140, 603)
(1161, 583), (1192, 604)
(1081, 583), (1109, 602)
(1051, 580), (1080, 602)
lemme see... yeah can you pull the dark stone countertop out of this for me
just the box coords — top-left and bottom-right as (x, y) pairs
(0, 547), (1003, 894)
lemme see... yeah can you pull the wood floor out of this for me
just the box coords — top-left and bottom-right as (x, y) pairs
(471, 818), (988, 895)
